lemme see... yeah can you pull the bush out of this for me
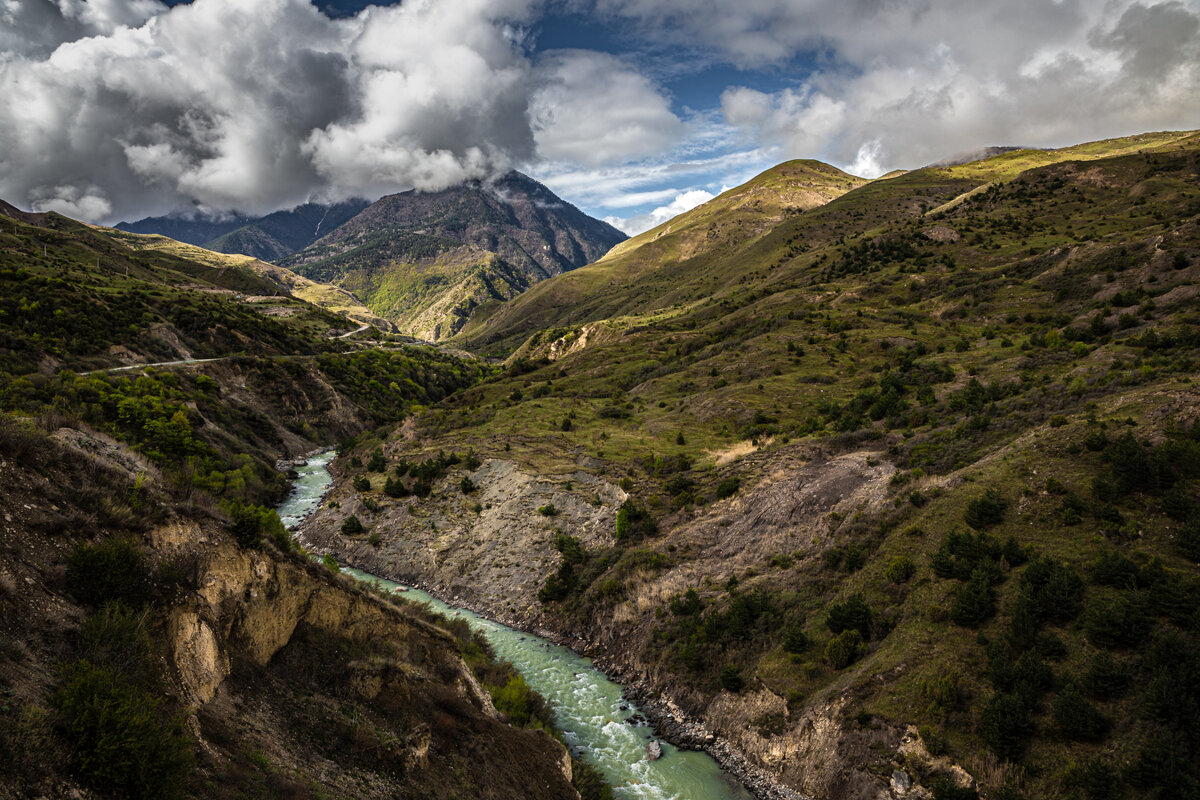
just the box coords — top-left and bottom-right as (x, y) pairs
(930, 775), (977, 800)
(1051, 683), (1108, 741)
(1015, 557), (1085, 624)
(826, 594), (873, 638)
(950, 568), (997, 627)
(222, 500), (288, 549)
(825, 629), (863, 669)
(460, 476), (476, 494)
(964, 488), (1008, 529)
(715, 476), (741, 500)
(886, 555), (916, 584)
(66, 538), (152, 608)
(719, 665), (744, 692)
(53, 660), (192, 798)
(980, 691), (1033, 761)
(383, 477), (409, 498)
(352, 475), (371, 492)
(1083, 651), (1128, 699)
(783, 626), (809, 654)
(340, 515), (365, 535)
(1084, 593), (1151, 648)
(614, 500), (656, 539)
(669, 588), (702, 616)
(537, 503), (558, 517)
(1063, 760), (1122, 800)
(366, 449), (386, 472)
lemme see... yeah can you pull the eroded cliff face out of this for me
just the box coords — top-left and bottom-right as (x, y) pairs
(310, 443), (978, 800)
(0, 424), (579, 800)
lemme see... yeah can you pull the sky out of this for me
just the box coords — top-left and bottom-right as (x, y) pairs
(1, 0), (1198, 234)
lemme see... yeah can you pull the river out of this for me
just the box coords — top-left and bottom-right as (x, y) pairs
(277, 451), (754, 800)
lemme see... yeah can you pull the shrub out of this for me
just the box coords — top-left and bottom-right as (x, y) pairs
(1051, 683), (1108, 741)
(367, 532), (381, 547)
(614, 500), (656, 539)
(930, 776), (978, 800)
(783, 626), (809, 654)
(53, 660), (192, 798)
(352, 475), (371, 492)
(340, 515), (365, 535)
(222, 500), (287, 549)
(1084, 593), (1151, 648)
(886, 555), (916, 584)
(1015, 557), (1085, 624)
(980, 691), (1033, 761)
(537, 503), (558, 517)
(1063, 760), (1122, 800)
(366, 449), (386, 472)
(825, 629), (863, 669)
(669, 588), (702, 616)
(950, 568), (997, 627)
(1083, 651), (1128, 699)
(383, 477), (409, 498)
(66, 538), (152, 608)
(719, 665), (744, 692)
(460, 476), (476, 494)
(826, 594), (873, 638)
(964, 488), (1008, 529)
(715, 476), (741, 500)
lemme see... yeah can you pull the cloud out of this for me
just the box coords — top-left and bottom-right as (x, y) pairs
(605, 187), (714, 235)
(529, 49), (683, 165)
(0, 0), (545, 222)
(602, 0), (1200, 173)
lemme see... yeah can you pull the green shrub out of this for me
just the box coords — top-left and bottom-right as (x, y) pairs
(66, 538), (152, 608)
(719, 665), (744, 692)
(571, 756), (614, 800)
(886, 555), (916, 584)
(980, 691), (1033, 761)
(669, 588), (702, 616)
(1083, 593), (1151, 648)
(222, 500), (287, 549)
(367, 532), (381, 547)
(783, 625), (809, 654)
(366, 449), (386, 472)
(715, 476), (741, 499)
(826, 594), (873, 639)
(1062, 759), (1122, 800)
(81, 603), (155, 688)
(340, 515), (365, 535)
(53, 660), (192, 799)
(614, 500), (656, 539)
(383, 476), (409, 498)
(537, 503), (558, 517)
(352, 475), (371, 492)
(950, 569), (996, 627)
(964, 488), (1008, 529)
(919, 724), (948, 756)
(460, 476), (476, 494)
(1083, 651), (1128, 699)
(1051, 683), (1108, 741)
(824, 629), (863, 669)
(930, 775), (978, 800)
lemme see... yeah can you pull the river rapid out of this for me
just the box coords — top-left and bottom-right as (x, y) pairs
(277, 451), (753, 800)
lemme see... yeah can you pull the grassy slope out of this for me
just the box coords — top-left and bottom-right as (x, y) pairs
(454, 160), (868, 354)
(360, 131), (1200, 799)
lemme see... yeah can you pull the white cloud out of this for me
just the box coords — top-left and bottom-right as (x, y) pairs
(529, 49), (683, 165)
(605, 188), (714, 235)
(0, 0), (547, 222)
(604, 0), (1200, 173)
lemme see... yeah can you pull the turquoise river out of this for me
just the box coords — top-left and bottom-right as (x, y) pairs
(278, 450), (754, 800)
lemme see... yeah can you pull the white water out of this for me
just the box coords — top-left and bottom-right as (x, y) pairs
(278, 451), (753, 800)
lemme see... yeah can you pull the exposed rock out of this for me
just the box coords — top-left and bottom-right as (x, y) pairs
(646, 739), (663, 761)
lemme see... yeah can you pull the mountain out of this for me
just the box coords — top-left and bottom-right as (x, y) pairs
(280, 171), (627, 341)
(116, 199), (370, 262)
(316, 130), (1200, 800)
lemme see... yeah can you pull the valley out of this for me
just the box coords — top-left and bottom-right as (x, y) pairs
(2, 128), (1199, 800)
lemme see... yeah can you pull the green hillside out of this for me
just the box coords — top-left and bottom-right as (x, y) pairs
(327, 131), (1200, 800)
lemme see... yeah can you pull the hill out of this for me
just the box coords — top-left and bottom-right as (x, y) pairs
(313, 130), (1200, 800)
(455, 159), (867, 354)
(281, 172), (627, 341)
